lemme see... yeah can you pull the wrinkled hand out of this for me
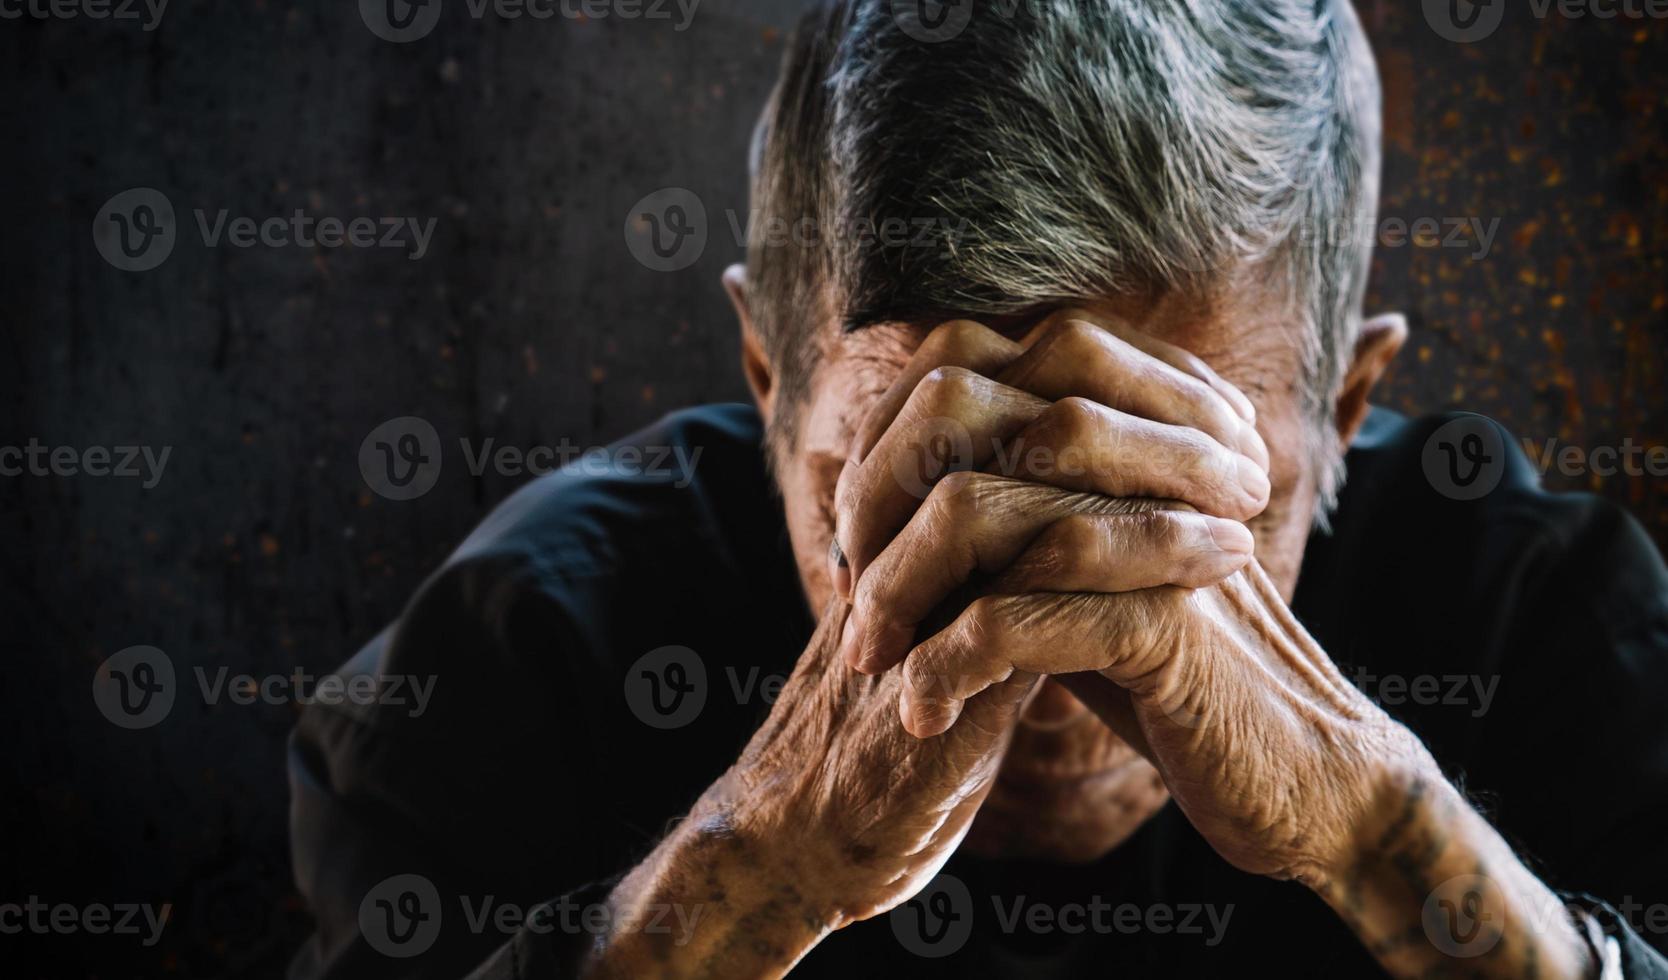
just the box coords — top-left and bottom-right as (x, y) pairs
(892, 559), (1429, 885)
(717, 598), (1038, 928)
(715, 309), (1276, 926)
(833, 311), (1269, 674)
(833, 310), (1430, 887)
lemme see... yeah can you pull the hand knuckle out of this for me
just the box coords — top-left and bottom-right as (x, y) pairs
(852, 574), (889, 623)
(1043, 396), (1099, 446)
(1057, 512), (1108, 569)
(964, 595), (1006, 643)
(902, 650), (937, 695)
(917, 365), (976, 413)
(933, 467), (979, 502)
(1142, 511), (1188, 551)
(934, 318), (988, 353)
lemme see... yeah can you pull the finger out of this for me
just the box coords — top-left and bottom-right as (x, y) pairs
(838, 386), (1265, 601)
(939, 669), (1040, 753)
(995, 396), (1271, 521)
(833, 367), (1048, 594)
(899, 589), (1187, 738)
(849, 319), (1024, 467)
(999, 314), (1266, 468)
(1020, 308), (1257, 425)
(846, 491), (1250, 673)
(990, 510), (1253, 594)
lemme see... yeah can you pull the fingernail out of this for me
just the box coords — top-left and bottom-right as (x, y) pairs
(829, 537), (851, 599)
(1203, 517), (1254, 556)
(1236, 455), (1271, 506)
(903, 695), (962, 737)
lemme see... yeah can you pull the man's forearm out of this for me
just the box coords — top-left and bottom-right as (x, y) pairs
(578, 776), (833, 979)
(1317, 770), (1594, 979)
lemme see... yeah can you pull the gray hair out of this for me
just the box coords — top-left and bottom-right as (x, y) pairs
(746, 0), (1382, 521)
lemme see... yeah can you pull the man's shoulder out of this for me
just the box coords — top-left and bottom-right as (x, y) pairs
(1303, 407), (1667, 660)
(1330, 406), (1660, 569)
(448, 402), (769, 576)
(322, 403), (792, 719)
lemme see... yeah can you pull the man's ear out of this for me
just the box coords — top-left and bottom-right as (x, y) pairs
(724, 263), (775, 420)
(1335, 312), (1408, 448)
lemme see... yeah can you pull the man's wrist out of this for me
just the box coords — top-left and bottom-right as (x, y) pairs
(1315, 765), (1594, 979)
(579, 779), (835, 978)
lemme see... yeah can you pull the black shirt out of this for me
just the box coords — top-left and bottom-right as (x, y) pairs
(287, 404), (1668, 978)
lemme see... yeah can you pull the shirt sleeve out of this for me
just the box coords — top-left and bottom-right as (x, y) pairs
(1564, 894), (1668, 980)
(285, 549), (643, 979)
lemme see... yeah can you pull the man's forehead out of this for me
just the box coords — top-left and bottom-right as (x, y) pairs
(825, 282), (1300, 372)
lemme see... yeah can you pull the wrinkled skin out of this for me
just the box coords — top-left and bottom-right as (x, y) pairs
(582, 273), (1592, 979)
(759, 278), (1329, 866)
(820, 308), (1418, 885)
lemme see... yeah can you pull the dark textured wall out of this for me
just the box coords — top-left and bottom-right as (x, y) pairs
(1, 0), (1663, 976)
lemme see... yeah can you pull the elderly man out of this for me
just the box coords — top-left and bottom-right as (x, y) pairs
(289, 0), (1668, 976)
